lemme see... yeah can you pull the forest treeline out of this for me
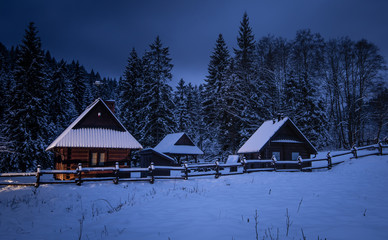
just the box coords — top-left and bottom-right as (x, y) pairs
(0, 13), (387, 171)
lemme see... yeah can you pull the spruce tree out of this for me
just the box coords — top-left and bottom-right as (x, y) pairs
(0, 43), (12, 169)
(257, 36), (278, 117)
(0, 43), (9, 127)
(68, 60), (87, 114)
(220, 59), (248, 156)
(234, 12), (256, 77)
(203, 34), (230, 128)
(48, 61), (76, 138)
(118, 48), (143, 139)
(203, 34), (231, 157)
(233, 12), (262, 138)
(4, 22), (52, 171)
(140, 36), (175, 147)
(173, 78), (189, 132)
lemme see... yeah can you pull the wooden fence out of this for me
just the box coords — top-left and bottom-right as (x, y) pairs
(1, 143), (387, 187)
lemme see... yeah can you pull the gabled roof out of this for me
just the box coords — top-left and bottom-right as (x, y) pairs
(154, 132), (204, 155)
(237, 117), (317, 154)
(46, 98), (142, 151)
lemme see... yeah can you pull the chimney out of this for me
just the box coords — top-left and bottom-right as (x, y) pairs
(104, 100), (115, 113)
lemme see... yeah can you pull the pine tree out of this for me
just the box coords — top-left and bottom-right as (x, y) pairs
(0, 42), (10, 127)
(203, 34), (230, 127)
(48, 61), (76, 138)
(257, 35), (278, 117)
(233, 12), (263, 137)
(104, 77), (118, 100)
(88, 70), (100, 100)
(118, 48), (144, 139)
(68, 60), (88, 114)
(173, 78), (189, 132)
(140, 36), (175, 147)
(234, 12), (256, 78)
(4, 22), (52, 171)
(0, 43), (12, 169)
(202, 34), (232, 157)
(219, 59), (248, 156)
(172, 80), (204, 148)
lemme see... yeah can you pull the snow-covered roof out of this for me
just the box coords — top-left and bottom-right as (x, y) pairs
(237, 117), (317, 154)
(154, 132), (204, 155)
(46, 98), (142, 151)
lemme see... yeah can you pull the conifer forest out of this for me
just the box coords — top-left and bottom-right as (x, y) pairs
(0, 13), (387, 171)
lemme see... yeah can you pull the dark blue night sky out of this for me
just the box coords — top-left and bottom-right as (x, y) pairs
(1, 0), (387, 84)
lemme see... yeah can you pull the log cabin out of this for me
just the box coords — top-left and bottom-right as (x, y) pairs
(46, 98), (143, 180)
(237, 115), (317, 169)
(153, 132), (203, 164)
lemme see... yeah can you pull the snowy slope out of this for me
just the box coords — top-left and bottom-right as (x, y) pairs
(1, 154), (388, 240)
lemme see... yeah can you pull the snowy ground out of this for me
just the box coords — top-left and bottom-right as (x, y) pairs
(1, 152), (388, 240)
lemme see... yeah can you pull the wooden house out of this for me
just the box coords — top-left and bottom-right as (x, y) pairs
(46, 98), (143, 180)
(237, 116), (317, 168)
(153, 132), (203, 164)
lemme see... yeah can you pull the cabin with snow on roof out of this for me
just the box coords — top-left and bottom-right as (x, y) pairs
(153, 132), (203, 164)
(46, 98), (143, 180)
(237, 115), (317, 169)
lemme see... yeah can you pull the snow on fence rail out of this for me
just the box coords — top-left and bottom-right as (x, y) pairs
(1, 143), (387, 187)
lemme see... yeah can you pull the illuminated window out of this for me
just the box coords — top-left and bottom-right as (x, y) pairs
(91, 152), (98, 166)
(90, 151), (107, 166)
(99, 152), (106, 166)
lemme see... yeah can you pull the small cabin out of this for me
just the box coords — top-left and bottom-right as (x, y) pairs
(237, 116), (317, 168)
(153, 132), (203, 164)
(139, 148), (178, 177)
(46, 98), (143, 180)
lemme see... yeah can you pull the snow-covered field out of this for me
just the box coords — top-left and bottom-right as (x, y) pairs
(1, 152), (388, 240)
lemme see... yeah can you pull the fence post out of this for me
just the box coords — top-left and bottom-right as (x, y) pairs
(241, 157), (247, 173)
(327, 152), (332, 170)
(297, 156), (303, 171)
(378, 141), (383, 155)
(76, 163), (82, 186)
(215, 160), (220, 179)
(352, 145), (358, 159)
(113, 162), (119, 184)
(271, 155), (277, 171)
(35, 165), (41, 188)
(183, 163), (189, 180)
(149, 162), (155, 184)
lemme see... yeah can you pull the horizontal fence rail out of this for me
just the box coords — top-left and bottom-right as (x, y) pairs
(0, 143), (387, 187)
